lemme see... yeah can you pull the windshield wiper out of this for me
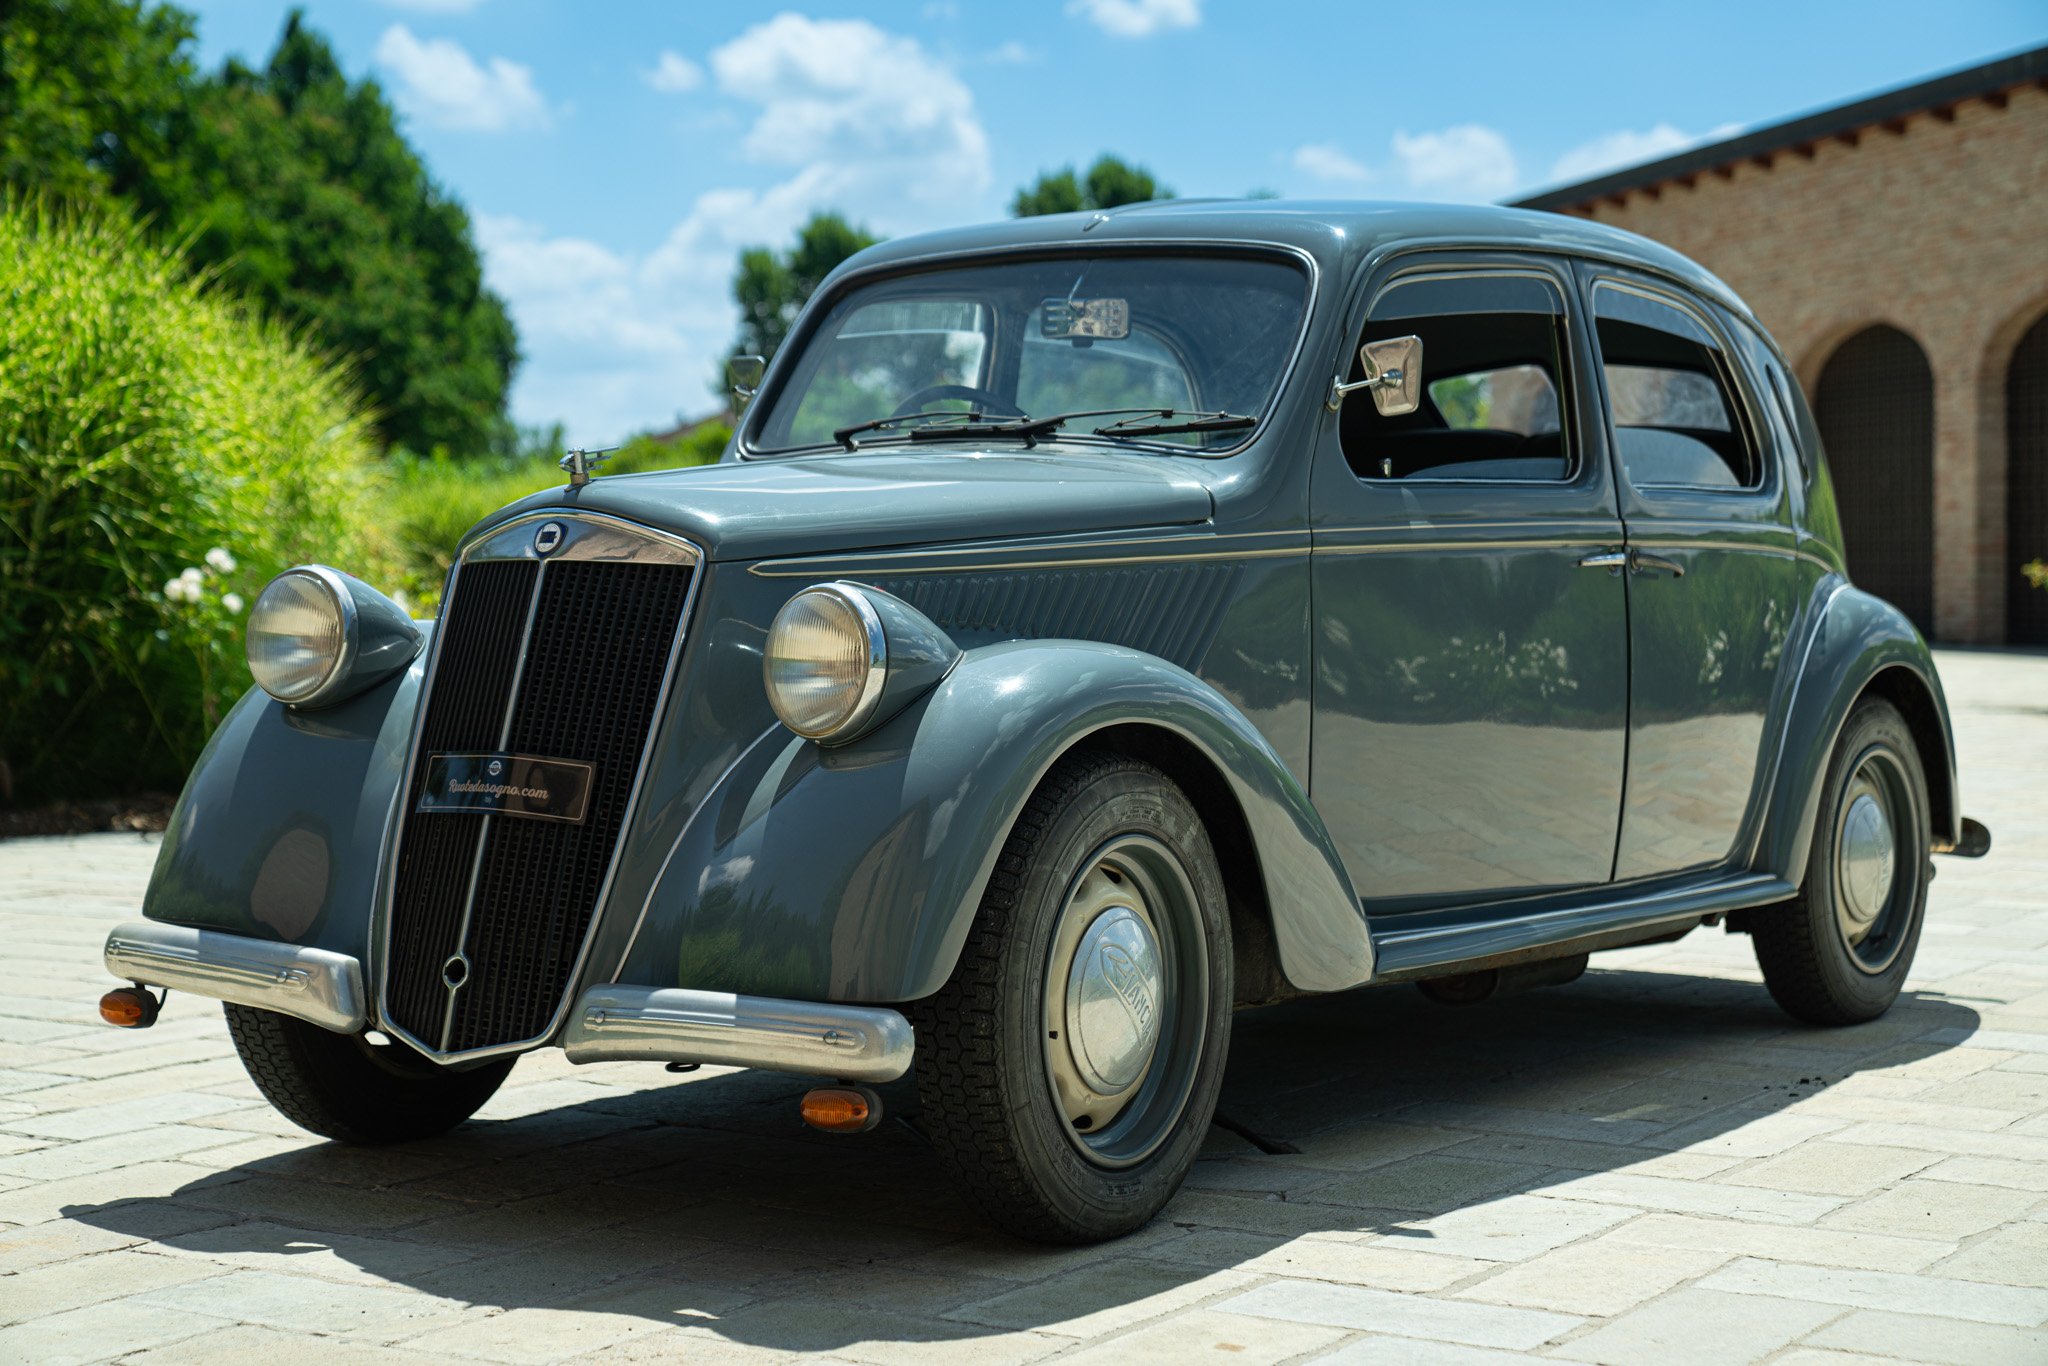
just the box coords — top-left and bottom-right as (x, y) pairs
(833, 409), (993, 450)
(906, 407), (1257, 448)
(1095, 410), (1257, 438)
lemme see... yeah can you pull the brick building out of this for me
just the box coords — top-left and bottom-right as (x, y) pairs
(1514, 46), (2048, 644)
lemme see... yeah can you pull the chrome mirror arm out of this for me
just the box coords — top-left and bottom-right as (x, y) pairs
(1326, 368), (1404, 412)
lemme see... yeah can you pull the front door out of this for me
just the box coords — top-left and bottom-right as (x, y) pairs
(1578, 267), (1798, 879)
(1309, 254), (1630, 909)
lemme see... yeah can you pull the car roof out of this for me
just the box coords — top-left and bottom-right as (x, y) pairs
(835, 198), (1756, 323)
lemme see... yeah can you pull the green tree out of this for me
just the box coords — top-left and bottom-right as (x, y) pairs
(1012, 154), (1173, 217)
(0, 0), (195, 203)
(731, 211), (879, 363)
(1, 3), (518, 458)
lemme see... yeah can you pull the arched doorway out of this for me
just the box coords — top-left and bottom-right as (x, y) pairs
(1814, 326), (1936, 635)
(2009, 313), (2048, 645)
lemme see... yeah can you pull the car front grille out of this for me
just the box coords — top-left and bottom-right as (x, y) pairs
(380, 516), (699, 1058)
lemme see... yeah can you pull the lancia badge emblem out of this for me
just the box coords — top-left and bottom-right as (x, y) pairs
(533, 522), (565, 556)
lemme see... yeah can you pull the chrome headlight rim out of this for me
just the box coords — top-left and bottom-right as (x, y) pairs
(765, 582), (889, 743)
(248, 565), (359, 708)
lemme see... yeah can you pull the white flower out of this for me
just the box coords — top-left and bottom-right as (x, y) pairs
(179, 566), (204, 586)
(205, 547), (237, 574)
(222, 593), (245, 614)
(162, 577), (187, 602)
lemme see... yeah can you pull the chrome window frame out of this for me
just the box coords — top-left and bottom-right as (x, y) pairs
(1345, 263), (1588, 489)
(372, 509), (706, 1065)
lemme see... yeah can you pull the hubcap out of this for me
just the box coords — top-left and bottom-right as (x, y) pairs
(1043, 835), (1208, 1168)
(1065, 906), (1164, 1094)
(1831, 748), (1916, 974)
(1837, 792), (1895, 929)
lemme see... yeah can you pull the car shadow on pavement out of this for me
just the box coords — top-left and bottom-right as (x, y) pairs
(67, 965), (1982, 1353)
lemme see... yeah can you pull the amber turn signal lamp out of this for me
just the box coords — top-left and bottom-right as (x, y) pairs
(800, 1085), (881, 1133)
(99, 986), (161, 1029)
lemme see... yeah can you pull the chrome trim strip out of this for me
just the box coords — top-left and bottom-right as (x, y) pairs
(562, 985), (914, 1083)
(752, 546), (1302, 578)
(105, 922), (365, 1034)
(375, 511), (707, 1065)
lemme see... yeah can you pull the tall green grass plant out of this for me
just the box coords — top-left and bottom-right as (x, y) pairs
(0, 201), (393, 803)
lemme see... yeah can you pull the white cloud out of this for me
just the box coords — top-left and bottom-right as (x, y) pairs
(373, 25), (549, 132)
(643, 50), (704, 94)
(1547, 121), (1744, 184)
(372, 0), (486, 12)
(710, 13), (989, 208)
(482, 17), (993, 441)
(1066, 0), (1201, 38)
(1391, 124), (1518, 201)
(1292, 141), (1371, 185)
(984, 40), (1037, 65)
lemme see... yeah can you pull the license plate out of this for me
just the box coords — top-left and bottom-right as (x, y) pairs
(417, 753), (596, 823)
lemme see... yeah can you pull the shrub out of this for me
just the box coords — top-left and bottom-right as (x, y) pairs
(0, 201), (393, 804)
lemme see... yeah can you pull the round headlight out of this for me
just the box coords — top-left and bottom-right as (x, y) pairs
(764, 585), (886, 740)
(247, 568), (351, 704)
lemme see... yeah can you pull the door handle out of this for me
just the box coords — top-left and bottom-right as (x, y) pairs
(1576, 549), (1687, 578)
(1629, 550), (1687, 578)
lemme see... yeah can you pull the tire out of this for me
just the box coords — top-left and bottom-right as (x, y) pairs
(224, 1003), (514, 1144)
(912, 750), (1233, 1244)
(1752, 698), (1931, 1025)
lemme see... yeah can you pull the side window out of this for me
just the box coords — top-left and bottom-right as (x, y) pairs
(1729, 314), (1810, 483)
(1342, 271), (1574, 482)
(1591, 283), (1762, 490)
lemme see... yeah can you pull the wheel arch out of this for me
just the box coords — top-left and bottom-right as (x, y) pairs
(1079, 722), (1294, 1007)
(1856, 663), (1956, 850)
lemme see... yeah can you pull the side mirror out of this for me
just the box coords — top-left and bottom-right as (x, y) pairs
(728, 355), (766, 411)
(1327, 334), (1423, 416)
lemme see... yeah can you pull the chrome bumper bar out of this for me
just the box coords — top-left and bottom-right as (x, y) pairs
(561, 985), (914, 1083)
(103, 921), (366, 1034)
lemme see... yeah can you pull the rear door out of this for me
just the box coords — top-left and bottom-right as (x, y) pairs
(1309, 253), (1630, 909)
(1579, 267), (1799, 879)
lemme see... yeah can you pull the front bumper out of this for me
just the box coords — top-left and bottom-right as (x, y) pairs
(100, 921), (914, 1083)
(104, 922), (366, 1033)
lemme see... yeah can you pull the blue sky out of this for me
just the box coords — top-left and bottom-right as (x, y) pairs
(181, 0), (2046, 445)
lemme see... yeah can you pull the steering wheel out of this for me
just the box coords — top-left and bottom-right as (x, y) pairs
(891, 384), (1022, 419)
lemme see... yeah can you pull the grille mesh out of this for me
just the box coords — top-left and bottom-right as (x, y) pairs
(384, 551), (693, 1054)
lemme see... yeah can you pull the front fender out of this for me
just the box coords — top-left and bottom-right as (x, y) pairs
(615, 639), (1371, 1004)
(138, 630), (430, 962)
(1759, 582), (1958, 880)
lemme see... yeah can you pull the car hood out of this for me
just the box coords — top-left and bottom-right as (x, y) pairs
(493, 449), (1216, 562)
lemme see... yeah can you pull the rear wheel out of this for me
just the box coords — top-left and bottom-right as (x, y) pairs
(224, 1003), (513, 1144)
(913, 751), (1232, 1243)
(1752, 698), (1930, 1025)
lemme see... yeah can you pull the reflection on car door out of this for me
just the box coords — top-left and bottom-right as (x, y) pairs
(1580, 266), (1799, 879)
(1309, 255), (1630, 909)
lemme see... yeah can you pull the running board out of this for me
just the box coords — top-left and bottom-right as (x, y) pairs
(1369, 873), (1796, 984)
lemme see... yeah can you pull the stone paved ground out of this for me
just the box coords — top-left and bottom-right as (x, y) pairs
(1, 648), (2045, 1365)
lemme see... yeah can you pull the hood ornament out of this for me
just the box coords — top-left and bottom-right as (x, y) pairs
(559, 446), (618, 489)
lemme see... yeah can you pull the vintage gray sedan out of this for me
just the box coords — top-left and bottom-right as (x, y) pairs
(99, 201), (1990, 1242)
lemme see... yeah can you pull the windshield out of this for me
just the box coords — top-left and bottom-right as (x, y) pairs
(749, 251), (1311, 455)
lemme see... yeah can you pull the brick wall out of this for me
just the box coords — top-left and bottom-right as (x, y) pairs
(1562, 87), (2048, 642)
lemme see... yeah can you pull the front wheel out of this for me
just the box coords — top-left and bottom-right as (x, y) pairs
(1751, 698), (1931, 1025)
(225, 1003), (514, 1144)
(913, 751), (1232, 1243)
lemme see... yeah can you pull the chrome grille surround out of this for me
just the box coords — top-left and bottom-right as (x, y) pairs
(374, 511), (704, 1063)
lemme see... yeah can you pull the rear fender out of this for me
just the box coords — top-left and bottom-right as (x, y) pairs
(614, 640), (1372, 1003)
(137, 631), (430, 963)
(1759, 583), (1958, 880)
